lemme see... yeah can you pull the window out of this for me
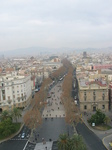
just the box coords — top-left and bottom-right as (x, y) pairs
(17, 91), (19, 93)
(84, 92), (86, 96)
(102, 105), (105, 109)
(13, 95), (15, 98)
(3, 95), (5, 100)
(93, 96), (96, 101)
(102, 96), (105, 100)
(84, 105), (87, 109)
(13, 91), (15, 93)
(8, 96), (10, 100)
(84, 96), (86, 101)
(7, 88), (9, 90)
(93, 90), (95, 95)
(2, 90), (5, 94)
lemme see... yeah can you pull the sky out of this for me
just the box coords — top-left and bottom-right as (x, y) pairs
(0, 0), (112, 51)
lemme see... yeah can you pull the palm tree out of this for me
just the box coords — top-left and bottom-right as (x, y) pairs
(58, 134), (69, 150)
(0, 110), (9, 121)
(70, 135), (87, 150)
(12, 107), (22, 122)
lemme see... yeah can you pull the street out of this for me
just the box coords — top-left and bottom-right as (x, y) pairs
(76, 122), (106, 150)
(0, 78), (107, 150)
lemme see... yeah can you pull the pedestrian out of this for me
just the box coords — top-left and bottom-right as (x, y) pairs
(45, 146), (47, 150)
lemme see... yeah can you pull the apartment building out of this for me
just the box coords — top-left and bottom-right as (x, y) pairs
(0, 74), (31, 111)
(78, 78), (109, 112)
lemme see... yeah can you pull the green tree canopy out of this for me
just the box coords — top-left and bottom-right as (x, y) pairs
(58, 134), (87, 150)
(88, 109), (106, 125)
(11, 107), (22, 122)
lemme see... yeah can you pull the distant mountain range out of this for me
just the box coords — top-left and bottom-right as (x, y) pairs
(0, 46), (112, 57)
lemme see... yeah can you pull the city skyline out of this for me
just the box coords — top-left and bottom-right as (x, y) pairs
(0, 0), (112, 52)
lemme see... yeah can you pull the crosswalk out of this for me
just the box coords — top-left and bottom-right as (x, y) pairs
(10, 138), (27, 141)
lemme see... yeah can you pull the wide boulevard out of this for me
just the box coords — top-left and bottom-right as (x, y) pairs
(0, 78), (107, 150)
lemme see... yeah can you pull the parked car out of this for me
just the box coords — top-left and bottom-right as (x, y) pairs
(47, 93), (51, 98)
(74, 96), (77, 100)
(35, 89), (39, 92)
(21, 133), (25, 139)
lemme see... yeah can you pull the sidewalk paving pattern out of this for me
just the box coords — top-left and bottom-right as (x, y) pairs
(42, 82), (65, 119)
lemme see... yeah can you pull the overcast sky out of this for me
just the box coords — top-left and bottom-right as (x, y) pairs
(0, 0), (112, 51)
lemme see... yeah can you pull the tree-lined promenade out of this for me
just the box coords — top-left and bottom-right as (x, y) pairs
(23, 59), (71, 129)
(0, 58), (87, 150)
(61, 61), (80, 125)
(24, 77), (52, 129)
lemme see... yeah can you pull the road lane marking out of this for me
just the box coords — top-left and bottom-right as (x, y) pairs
(23, 140), (29, 150)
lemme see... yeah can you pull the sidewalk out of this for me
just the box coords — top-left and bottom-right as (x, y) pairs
(34, 142), (53, 150)
(42, 81), (66, 119)
(82, 113), (112, 150)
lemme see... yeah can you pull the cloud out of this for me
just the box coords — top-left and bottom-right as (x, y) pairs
(0, 0), (112, 51)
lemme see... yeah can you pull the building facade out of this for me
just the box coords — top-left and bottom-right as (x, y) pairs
(0, 74), (31, 111)
(78, 79), (109, 112)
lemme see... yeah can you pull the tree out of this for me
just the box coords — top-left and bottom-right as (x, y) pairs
(24, 108), (42, 129)
(88, 109), (106, 125)
(57, 134), (87, 150)
(11, 107), (22, 122)
(104, 116), (110, 125)
(0, 118), (16, 137)
(70, 135), (87, 150)
(0, 110), (10, 121)
(61, 65), (80, 127)
(58, 134), (69, 150)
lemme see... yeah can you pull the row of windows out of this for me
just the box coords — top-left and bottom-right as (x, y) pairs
(5, 92), (26, 100)
(84, 92), (106, 96)
(84, 105), (105, 110)
(84, 96), (105, 101)
(2, 83), (26, 86)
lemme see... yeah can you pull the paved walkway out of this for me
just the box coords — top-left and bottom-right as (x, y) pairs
(34, 142), (53, 150)
(42, 82), (65, 118)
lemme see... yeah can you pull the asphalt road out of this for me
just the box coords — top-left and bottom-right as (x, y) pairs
(34, 118), (74, 143)
(76, 122), (107, 150)
(0, 126), (31, 150)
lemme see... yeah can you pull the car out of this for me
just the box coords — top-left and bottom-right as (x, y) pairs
(74, 96), (77, 100)
(47, 93), (51, 98)
(35, 89), (39, 92)
(21, 133), (25, 139)
(74, 100), (78, 105)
